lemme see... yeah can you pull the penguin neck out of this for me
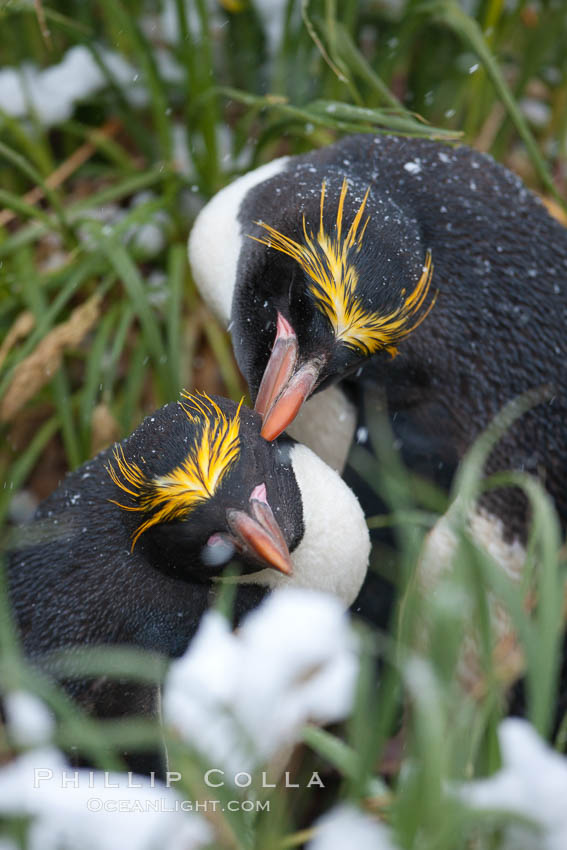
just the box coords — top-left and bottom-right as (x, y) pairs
(225, 443), (370, 607)
(287, 385), (357, 474)
(188, 156), (290, 326)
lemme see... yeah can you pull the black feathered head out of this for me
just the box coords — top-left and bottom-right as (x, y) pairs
(106, 392), (302, 578)
(238, 177), (436, 440)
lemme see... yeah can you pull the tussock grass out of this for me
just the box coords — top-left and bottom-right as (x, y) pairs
(0, 1), (566, 847)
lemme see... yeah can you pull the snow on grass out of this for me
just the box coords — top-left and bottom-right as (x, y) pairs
(0, 43), (183, 127)
(0, 46), (135, 126)
(403, 160), (422, 175)
(74, 191), (171, 261)
(0, 0), (290, 131)
(307, 804), (400, 850)
(163, 588), (359, 778)
(3, 691), (54, 748)
(253, 0), (296, 55)
(460, 718), (567, 850)
(0, 748), (211, 850)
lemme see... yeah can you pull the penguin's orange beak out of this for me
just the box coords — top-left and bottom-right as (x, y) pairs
(226, 483), (293, 575)
(255, 313), (321, 442)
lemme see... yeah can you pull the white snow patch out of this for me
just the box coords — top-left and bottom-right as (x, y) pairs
(403, 160), (422, 175)
(8, 490), (38, 524)
(4, 692), (54, 748)
(0, 42), (183, 127)
(141, 0), (225, 46)
(172, 123), (194, 177)
(460, 719), (567, 850)
(308, 804), (400, 850)
(520, 98), (551, 128)
(254, 0), (296, 55)
(163, 589), (359, 778)
(0, 748), (211, 850)
(0, 46), (133, 126)
(77, 191), (170, 259)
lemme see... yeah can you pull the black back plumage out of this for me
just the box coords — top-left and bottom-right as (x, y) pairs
(6, 396), (303, 736)
(232, 135), (567, 538)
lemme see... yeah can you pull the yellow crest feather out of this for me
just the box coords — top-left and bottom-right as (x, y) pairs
(250, 178), (436, 356)
(107, 393), (243, 550)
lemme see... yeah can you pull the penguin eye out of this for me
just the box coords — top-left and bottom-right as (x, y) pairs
(202, 534), (235, 567)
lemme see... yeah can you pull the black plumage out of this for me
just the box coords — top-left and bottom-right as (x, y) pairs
(6, 394), (304, 771)
(6, 390), (371, 772)
(196, 134), (567, 540)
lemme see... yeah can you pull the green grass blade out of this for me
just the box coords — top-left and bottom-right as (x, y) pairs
(102, 302), (135, 402)
(0, 416), (59, 525)
(0, 187), (53, 228)
(427, 0), (563, 205)
(0, 139), (72, 237)
(88, 227), (174, 400)
(0, 254), (102, 399)
(166, 243), (185, 393)
(79, 298), (119, 454)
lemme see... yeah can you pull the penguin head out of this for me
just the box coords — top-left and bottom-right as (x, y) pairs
(107, 392), (369, 605)
(231, 176), (436, 441)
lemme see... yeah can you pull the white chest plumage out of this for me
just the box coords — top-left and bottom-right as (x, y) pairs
(227, 443), (370, 609)
(189, 156), (290, 324)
